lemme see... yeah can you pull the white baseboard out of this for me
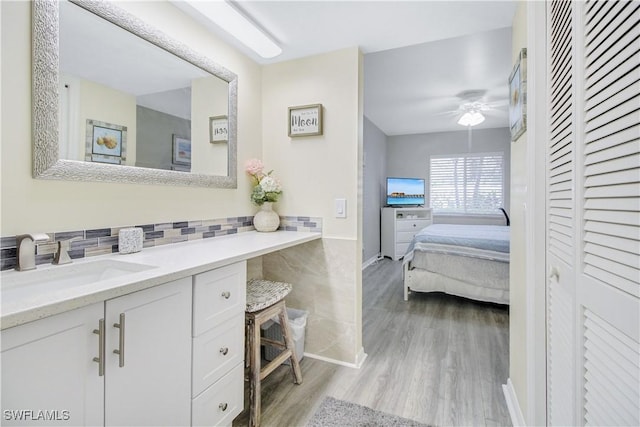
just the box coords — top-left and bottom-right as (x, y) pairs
(503, 378), (526, 426)
(354, 347), (367, 368)
(362, 254), (382, 270)
(304, 347), (368, 369)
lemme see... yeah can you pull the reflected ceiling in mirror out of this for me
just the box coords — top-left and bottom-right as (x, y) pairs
(33, 0), (237, 188)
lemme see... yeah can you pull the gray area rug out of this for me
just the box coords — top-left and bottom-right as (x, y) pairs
(307, 396), (432, 427)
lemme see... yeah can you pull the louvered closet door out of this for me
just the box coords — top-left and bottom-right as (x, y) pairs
(547, 0), (640, 426)
(580, 0), (639, 425)
(546, 0), (577, 424)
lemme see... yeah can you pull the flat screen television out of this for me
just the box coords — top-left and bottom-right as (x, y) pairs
(386, 177), (425, 206)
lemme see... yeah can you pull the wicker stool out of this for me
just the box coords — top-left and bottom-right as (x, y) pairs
(245, 279), (303, 427)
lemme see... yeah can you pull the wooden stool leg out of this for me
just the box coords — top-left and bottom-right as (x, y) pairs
(278, 307), (303, 385)
(244, 320), (250, 369)
(248, 317), (262, 427)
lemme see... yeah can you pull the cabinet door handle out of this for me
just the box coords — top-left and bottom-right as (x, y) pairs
(220, 347), (229, 356)
(92, 318), (105, 377)
(219, 403), (228, 412)
(221, 291), (231, 299)
(113, 313), (125, 367)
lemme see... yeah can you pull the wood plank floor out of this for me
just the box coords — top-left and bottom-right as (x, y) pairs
(233, 258), (511, 427)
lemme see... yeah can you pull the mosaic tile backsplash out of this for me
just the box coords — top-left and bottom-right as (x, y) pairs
(1, 215), (322, 271)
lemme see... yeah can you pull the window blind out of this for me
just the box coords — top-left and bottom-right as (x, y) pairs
(429, 153), (504, 214)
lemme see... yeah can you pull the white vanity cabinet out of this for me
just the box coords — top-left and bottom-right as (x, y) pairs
(191, 261), (246, 427)
(0, 266), (246, 427)
(1, 303), (104, 426)
(0, 232), (320, 426)
(104, 277), (192, 426)
(0, 277), (192, 427)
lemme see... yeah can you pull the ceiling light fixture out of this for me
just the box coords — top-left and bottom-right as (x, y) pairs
(457, 110), (485, 127)
(183, 1), (282, 59)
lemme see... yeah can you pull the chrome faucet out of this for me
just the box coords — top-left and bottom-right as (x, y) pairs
(15, 233), (50, 271)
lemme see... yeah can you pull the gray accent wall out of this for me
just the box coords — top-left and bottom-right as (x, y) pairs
(363, 117), (387, 263)
(386, 127), (512, 220)
(136, 105), (191, 170)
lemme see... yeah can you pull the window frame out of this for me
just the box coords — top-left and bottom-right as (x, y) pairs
(429, 152), (505, 215)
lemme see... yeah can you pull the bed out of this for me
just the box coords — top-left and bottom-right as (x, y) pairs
(402, 224), (510, 305)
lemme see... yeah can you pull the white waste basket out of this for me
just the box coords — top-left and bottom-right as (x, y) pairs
(261, 307), (308, 364)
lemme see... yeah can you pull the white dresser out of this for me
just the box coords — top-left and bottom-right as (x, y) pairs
(381, 207), (433, 261)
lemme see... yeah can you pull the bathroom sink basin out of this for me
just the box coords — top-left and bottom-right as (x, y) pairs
(1, 259), (157, 301)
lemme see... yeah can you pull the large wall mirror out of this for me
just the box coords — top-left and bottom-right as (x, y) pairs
(33, 0), (238, 188)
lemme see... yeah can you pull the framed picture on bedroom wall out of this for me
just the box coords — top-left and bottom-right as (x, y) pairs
(509, 48), (527, 141)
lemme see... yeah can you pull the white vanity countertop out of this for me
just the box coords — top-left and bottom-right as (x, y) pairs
(0, 230), (321, 330)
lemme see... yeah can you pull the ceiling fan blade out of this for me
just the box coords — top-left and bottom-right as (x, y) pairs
(483, 99), (509, 109)
(431, 110), (461, 117)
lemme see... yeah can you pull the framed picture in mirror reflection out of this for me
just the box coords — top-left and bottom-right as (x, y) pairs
(86, 119), (127, 165)
(172, 135), (192, 166)
(210, 116), (228, 143)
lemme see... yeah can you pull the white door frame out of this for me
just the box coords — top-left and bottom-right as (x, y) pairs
(526, 1), (548, 425)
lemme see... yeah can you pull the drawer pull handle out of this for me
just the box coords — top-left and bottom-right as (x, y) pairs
(220, 347), (229, 356)
(113, 313), (125, 367)
(219, 403), (228, 412)
(221, 291), (231, 299)
(93, 319), (105, 377)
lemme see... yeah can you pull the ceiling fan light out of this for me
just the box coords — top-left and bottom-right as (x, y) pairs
(457, 111), (485, 127)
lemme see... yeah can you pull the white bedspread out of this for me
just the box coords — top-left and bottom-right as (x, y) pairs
(404, 224), (510, 264)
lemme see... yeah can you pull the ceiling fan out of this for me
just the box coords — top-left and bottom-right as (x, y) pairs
(453, 89), (507, 126)
(432, 89), (507, 126)
(431, 89), (508, 150)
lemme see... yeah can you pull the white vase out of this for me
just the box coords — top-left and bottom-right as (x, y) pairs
(253, 202), (280, 232)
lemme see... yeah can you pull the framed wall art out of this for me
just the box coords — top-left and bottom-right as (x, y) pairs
(509, 48), (527, 141)
(288, 104), (323, 137)
(85, 119), (127, 164)
(209, 115), (228, 143)
(172, 134), (191, 166)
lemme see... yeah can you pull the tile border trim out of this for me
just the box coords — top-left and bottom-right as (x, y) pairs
(1, 215), (322, 271)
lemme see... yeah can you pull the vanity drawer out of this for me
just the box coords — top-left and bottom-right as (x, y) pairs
(397, 219), (430, 232)
(192, 316), (244, 397)
(193, 261), (246, 337)
(192, 362), (244, 427)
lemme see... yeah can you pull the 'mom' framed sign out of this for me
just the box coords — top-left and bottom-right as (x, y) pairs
(288, 104), (323, 137)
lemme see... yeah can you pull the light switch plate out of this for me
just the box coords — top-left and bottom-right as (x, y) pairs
(335, 198), (347, 218)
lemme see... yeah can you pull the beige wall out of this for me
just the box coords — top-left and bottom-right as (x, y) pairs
(0, 1), (262, 235)
(191, 76), (229, 175)
(261, 48), (362, 240)
(261, 48), (364, 364)
(509, 0), (529, 417)
(80, 79), (138, 166)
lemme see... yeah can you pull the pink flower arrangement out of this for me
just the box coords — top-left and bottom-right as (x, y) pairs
(245, 159), (282, 206)
(245, 158), (264, 177)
